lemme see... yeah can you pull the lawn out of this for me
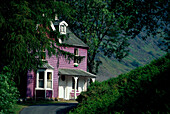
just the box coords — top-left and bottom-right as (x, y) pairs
(10, 100), (77, 114)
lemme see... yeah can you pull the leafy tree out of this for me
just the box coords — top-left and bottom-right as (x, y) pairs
(0, 67), (19, 114)
(64, 0), (130, 74)
(63, 0), (169, 74)
(0, 0), (74, 97)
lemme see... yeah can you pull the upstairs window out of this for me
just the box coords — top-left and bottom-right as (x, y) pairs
(74, 48), (79, 66)
(41, 49), (46, 61)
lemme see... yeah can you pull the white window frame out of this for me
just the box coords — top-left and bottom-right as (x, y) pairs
(59, 24), (66, 34)
(36, 69), (53, 90)
(74, 48), (79, 66)
(59, 21), (68, 35)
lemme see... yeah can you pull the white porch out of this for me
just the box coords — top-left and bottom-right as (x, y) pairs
(58, 69), (96, 100)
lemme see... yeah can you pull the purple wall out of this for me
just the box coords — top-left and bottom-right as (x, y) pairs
(26, 70), (35, 98)
(26, 46), (88, 98)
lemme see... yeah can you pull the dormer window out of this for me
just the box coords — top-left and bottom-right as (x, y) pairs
(60, 25), (65, 32)
(59, 24), (66, 34)
(59, 21), (68, 35)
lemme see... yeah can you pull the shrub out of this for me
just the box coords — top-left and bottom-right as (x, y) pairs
(0, 66), (19, 114)
(70, 53), (170, 113)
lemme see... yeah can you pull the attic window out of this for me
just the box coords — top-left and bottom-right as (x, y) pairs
(59, 24), (66, 34)
(60, 25), (65, 32)
(59, 21), (68, 35)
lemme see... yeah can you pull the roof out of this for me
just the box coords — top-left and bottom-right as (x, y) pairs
(38, 62), (54, 69)
(53, 20), (88, 48)
(58, 68), (96, 78)
(63, 28), (89, 48)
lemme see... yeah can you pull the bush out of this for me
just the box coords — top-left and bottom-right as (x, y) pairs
(70, 53), (170, 113)
(0, 67), (19, 114)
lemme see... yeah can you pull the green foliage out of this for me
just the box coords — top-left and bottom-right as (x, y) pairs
(64, 0), (130, 74)
(0, 67), (19, 114)
(70, 53), (170, 113)
(0, 0), (75, 96)
(64, 0), (169, 74)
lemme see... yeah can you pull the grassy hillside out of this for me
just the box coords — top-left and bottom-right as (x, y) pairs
(97, 36), (165, 81)
(70, 53), (170, 113)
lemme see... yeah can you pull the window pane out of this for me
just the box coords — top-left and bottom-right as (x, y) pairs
(74, 56), (78, 63)
(47, 80), (52, 88)
(47, 72), (52, 80)
(47, 72), (52, 88)
(74, 48), (78, 55)
(39, 72), (44, 79)
(39, 71), (44, 88)
(74, 48), (79, 64)
(39, 80), (44, 88)
(60, 25), (65, 32)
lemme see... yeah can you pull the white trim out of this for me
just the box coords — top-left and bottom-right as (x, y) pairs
(50, 21), (56, 31)
(36, 69), (54, 98)
(74, 48), (79, 66)
(59, 21), (68, 35)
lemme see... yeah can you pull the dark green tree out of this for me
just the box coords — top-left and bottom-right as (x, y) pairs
(63, 0), (169, 74)
(64, 0), (130, 74)
(0, 0), (74, 110)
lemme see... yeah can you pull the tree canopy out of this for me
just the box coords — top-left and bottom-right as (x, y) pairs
(63, 0), (169, 74)
(0, 0), (75, 105)
(0, 0), (74, 81)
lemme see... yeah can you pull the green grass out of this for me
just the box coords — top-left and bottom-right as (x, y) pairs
(10, 100), (78, 114)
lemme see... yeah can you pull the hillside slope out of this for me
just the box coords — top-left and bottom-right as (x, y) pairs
(96, 36), (165, 81)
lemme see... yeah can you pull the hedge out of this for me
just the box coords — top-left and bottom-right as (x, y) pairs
(70, 53), (170, 113)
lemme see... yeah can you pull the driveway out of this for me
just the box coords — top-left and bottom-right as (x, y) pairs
(20, 103), (78, 114)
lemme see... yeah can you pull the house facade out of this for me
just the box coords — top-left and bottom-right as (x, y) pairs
(26, 20), (96, 100)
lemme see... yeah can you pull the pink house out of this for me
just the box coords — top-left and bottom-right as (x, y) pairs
(26, 20), (96, 100)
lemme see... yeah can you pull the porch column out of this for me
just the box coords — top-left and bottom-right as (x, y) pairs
(74, 77), (78, 99)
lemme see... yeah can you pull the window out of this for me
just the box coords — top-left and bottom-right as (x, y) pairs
(74, 48), (79, 65)
(72, 77), (78, 90)
(47, 72), (52, 88)
(41, 49), (46, 60)
(60, 25), (65, 32)
(36, 70), (53, 89)
(59, 21), (68, 35)
(39, 71), (44, 88)
(60, 24), (66, 34)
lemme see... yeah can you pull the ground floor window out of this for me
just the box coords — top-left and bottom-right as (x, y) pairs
(36, 69), (53, 90)
(39, 71), (44, 88)
(47, 72), (52, 88)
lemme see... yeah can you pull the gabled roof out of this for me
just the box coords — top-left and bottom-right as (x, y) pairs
(58, 68), (96, 78)
(53, 20), (88, 48)
(63, 28), (89, 48)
